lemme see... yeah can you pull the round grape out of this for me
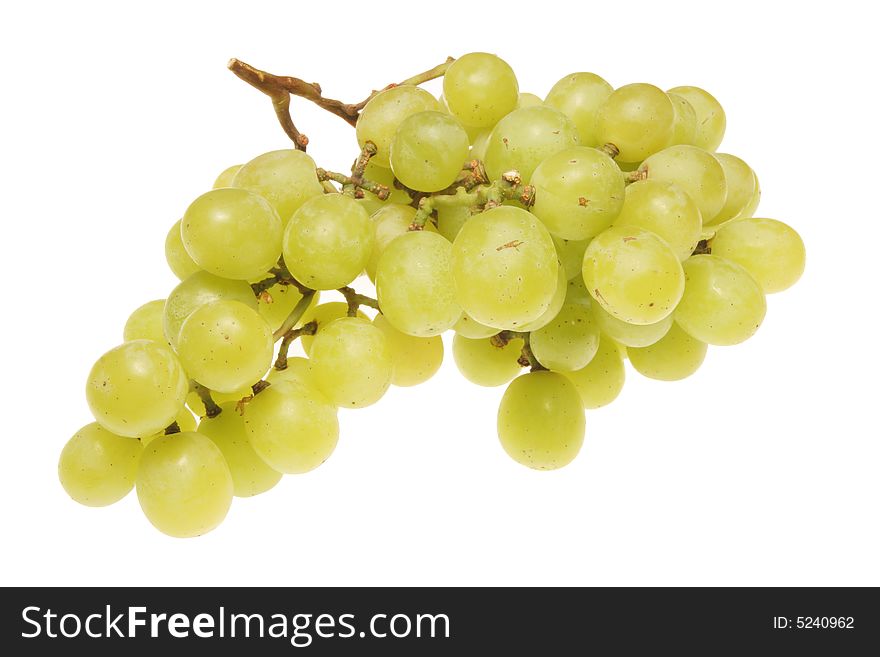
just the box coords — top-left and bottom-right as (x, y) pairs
(165, 219), (201, 280)
(544, 72), (614, 147)
(58, 423), (142, 507)
(666, 86), (726, 151)
(452, 334), (523, 387)
(596, 83), (675, 162)
(628, 322), (708, 381)
(123, 299), (167, 344)
(443, 52), (519, 128)
(373, 314), (444, 387)
(639, 145), (728, 224)
(390, 111), (470, 192)
(233, 150), (323, 225)
(563, 335), (626, 408)
(356, 85), (441, 168)
(711, 218), (805, 293)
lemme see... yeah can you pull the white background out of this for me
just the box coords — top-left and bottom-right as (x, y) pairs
(1, 0), (877, 587)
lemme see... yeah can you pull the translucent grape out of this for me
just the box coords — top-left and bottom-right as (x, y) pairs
(563, 335), (626, 408)
(373, 314), (444, 387)
(453, 311), (499, 339)
(177, 300), (274, 394)
(639, 145), (728, 224)
(709, 154), (757, 226)
(256, 282), (319, 332)
(356, 85), (441, 168)
(451, 205), (558, 329)
(518, 264), (568, 332)
(390, 111), (470, 192)
(436, 205), (471, 242)
(452, 334), (523, 387)
(299, 302), (368, 355)
(123, 299), (167, 344)
(443, 52), (519, 128)
(596, 83), (674, 162)
(86, 340), (188, 438)
(282, 194), (373, 291)
(591, 299), (673, 348)
(613, 179), (702, 260)
(244, 380), (339, 473)
(213, 164), (242, 189)
(497, 371), (585, 470)
(530, 298), (600, 371)
(483, 106), (580, 183)
(553, 236), (591, 281)
(666, 86), (726, 151)
(582, 225), (685, 324)
(181, 187), (282, 280)
(667, 92), (697, 146)
(711, 218), (806, 293)
(675, 254), (766, 345)
(163, 271), (258, 349)
(136, 432), (233, 538)
(628, 322), (708, 381)
(517, 92), (543, 108)
(530, 146), (625, 241)
(310, 317), (393, 408)
(165, 219), (201, 280)
(366, 203), (437, 281)
(376, 231), (460, 337)
(737, 173), (762, 221)
(58, 423), (142, 507)
(198, 402), (282, 497)
(544, 72), (614, 147)
(233, 150), (323, 225)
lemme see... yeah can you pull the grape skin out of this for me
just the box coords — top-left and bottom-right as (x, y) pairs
(443, 52), (519, 128)
(452, 334), (523, 388)
(390, 111), (470, 193)
(563, 335), (626, 408)
(596, 83), (675, 162)
(666, 86), (726, 152)
(123, 299), (167, 345)
(711, 218), (805, 293)
(233, 149), (323, 225)
(373, 314), (444, 387)
(357, 86), (441, 168)
(544, 72), (614, 147)
(628, 322), (708, 381)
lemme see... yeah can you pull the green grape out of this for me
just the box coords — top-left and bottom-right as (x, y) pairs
(390, 111), (470, 192)
(213, 164), (242, 189)
(373, 314), (444, 387)
(483, 106), (580, 184)
(198, 402), (282, 497)
(58, 423), (142, 507)
(142, 408), (200, 448)
(181, 187), (282, 281)
(163, 271), (258, 349)
(675, 254), (766, 346)
(165, 219), (201, 280)
(709, 154), (757, 226)
(86, 340), (188, 438)
(436, 204), (471, 242)
(187, 386), (253, 418)
(356, 195), (385, 216)
(244, 380), (339, 473)
(628, 322), (707, 381)
(530, 298), (600, 371)
(518, 264), (568, 332)
(639, 145), (728, 224)
(376, 231), (461, 337)
(453, 311), (499, 339)
(544, 72), (613, 147)
(591, 299), (673, 348)
(517, 92), (543, 108)
(582, 225), (684, 324)
(497, 371), (585, 470)
(667, 92), (697, 146)
(266, 357), (320, 391)
(177, 300), (274, 393)
(299, 302), (368, 355)
(356, 85), (441, 168)
(257, 283), (319, 332)
(366, 203), (437, 281)
(362, 161), (413, 205)
(563, 335), (626, 409)
(282, 194), (373, 290)
(553, 236), (591, 281)
(613, 179), (702, 260)
(233, 150), (323, 225)
(452, 334), (523, 387)
(451, 205), (558, 329)
(666, 86), (726, 151)
(136, 432), (233, 538)
(596, 83), (674, 162)
(711, 218), (806, 293)
(309, 317), (393, 408)
(123, 299), (167, 344)
(530, 146), (625, 241)
(736, 173), (761, 221)
(443, 52), (519, 128)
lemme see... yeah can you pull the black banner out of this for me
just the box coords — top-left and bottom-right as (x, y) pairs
(1, 587), (877, 654)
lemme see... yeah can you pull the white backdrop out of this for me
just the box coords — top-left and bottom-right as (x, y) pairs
(1, 0), (877, 586)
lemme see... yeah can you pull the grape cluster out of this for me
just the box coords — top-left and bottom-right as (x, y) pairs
(59, 52), (805, 537)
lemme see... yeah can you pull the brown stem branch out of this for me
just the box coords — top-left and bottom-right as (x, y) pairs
(191, 381), (222, 418)
(274, 321), (317, 371)
(338, 286), (381, 317)
(163, 421), (181, 436)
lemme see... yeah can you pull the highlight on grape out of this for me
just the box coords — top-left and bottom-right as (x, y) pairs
(59, 52), (805, 537)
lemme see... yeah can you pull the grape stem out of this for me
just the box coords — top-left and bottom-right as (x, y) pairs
(410, 169), (534, 230)
(491, 330), (547, 372)
(227, 57), (455, 150)
(624, 169), (648, 184)
(273, 291), (317, 341)
(191, 381), (222, 418)
(315, 142), (390, 200)
(338, 286), (381, 317)
(274, 321), (317, 371)
(163, 421), (181, 436)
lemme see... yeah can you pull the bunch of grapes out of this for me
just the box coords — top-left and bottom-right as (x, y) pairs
(59, 52), (805, 537)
